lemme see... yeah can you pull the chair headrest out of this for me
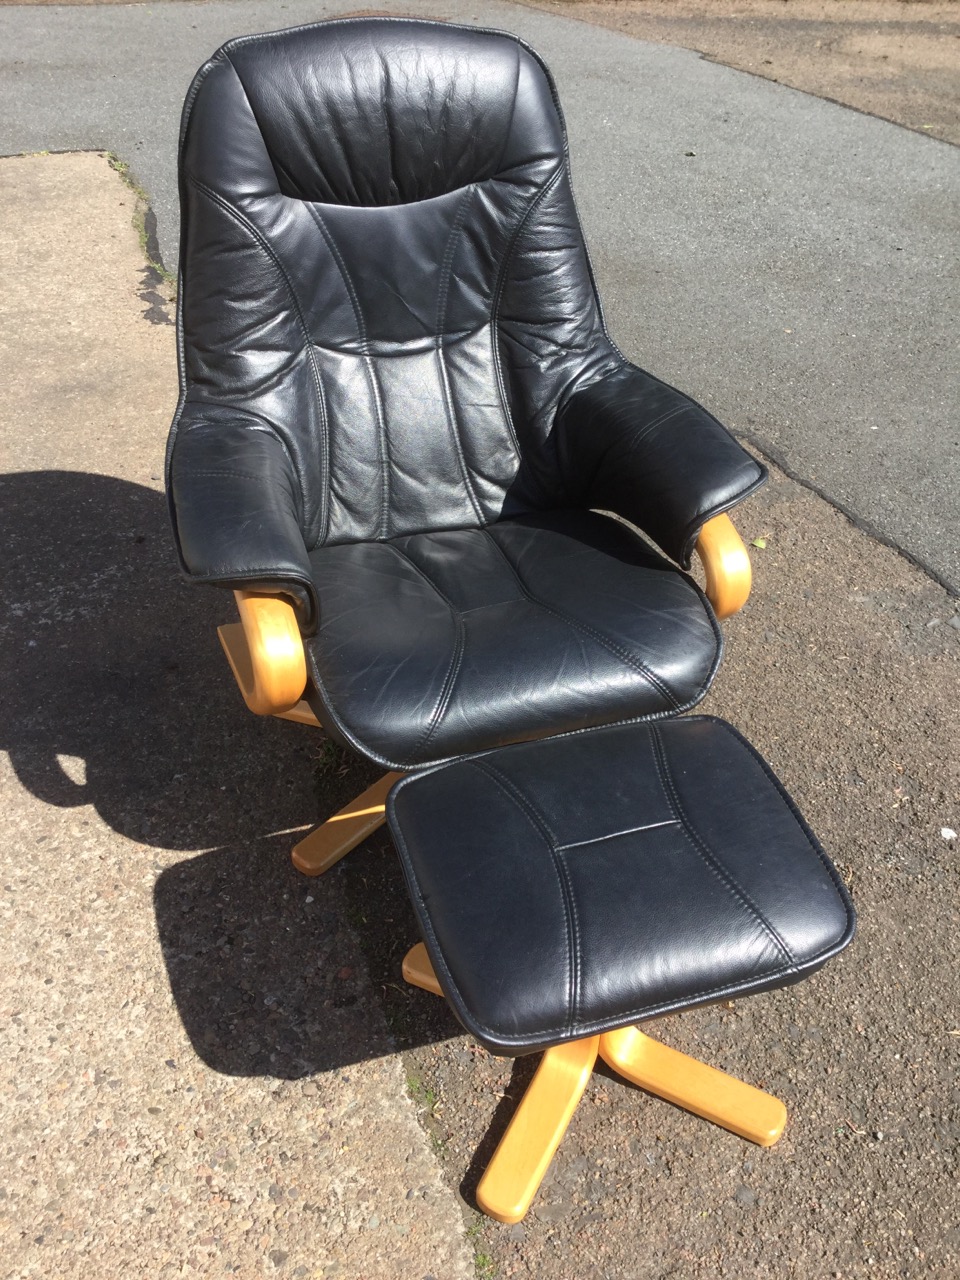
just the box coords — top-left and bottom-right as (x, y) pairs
(192, 18), (562, 207)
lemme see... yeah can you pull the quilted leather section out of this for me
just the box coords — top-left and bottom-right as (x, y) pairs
(303, 511), (722, 769)
(171, 17), (616, 556)
(387, 717), (855, 1054)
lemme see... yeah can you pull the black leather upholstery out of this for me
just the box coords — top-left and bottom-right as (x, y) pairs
(306, 511), (721, 769)
(166, 18), (766, 763)
(387, 717), (856, 1055)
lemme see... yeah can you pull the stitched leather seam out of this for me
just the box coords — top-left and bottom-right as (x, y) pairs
(411, 946), (841, 1050)
(305, 658), (702, 772)
(304, 202), (391, 539)
(650, 728), (796, 967)
(482, 527), (683, 712)
(389, 766), (844, 1051)
(489, 164), (565, 454)
(383, 542), (467, 758)
(191, 567), (308, 586)
(304, 639), (719, 773)
(185, 177), (327, 543)
(179, 414), (292, 438)
(494, 42), (523, 180)
(386, 715), (854, 1048)
(176, 412), (306, 490)
(310, 328), (481, 358)
(470, 760), (582, 1034)
(556, 819), (680, 852)
(487, 319), (522, 458)
(392, 772), (844, 1047)
(689, 582), (725, 702)
(435, 188), (484, 525)
(708, 720), (856, 920)
(180, 468), (282, 483)
(211, 61), (328, 543)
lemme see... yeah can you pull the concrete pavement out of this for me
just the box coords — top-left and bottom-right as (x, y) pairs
(0, 151), (474, 1280)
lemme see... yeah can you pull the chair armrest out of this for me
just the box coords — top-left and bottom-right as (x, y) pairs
(218, 590), (308, 715)
(695, 514), (752, 620)
(556, 365), (766, 568)
(167, 411), (318, 631)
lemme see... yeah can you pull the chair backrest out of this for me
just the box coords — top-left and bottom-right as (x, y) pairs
(176, 18), (619, 549)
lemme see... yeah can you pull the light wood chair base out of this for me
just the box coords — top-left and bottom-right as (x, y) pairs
(478, 1035), (599, 1224)
(291, 771), (404, 876)
(402, 942), (787, 1224)
(598, 1023), (786, 1147)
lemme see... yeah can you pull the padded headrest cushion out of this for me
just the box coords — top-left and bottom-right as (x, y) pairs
(208, 18), (558, 206)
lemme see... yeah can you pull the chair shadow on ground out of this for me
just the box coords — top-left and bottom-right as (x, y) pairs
(1, 469), (458, 1078)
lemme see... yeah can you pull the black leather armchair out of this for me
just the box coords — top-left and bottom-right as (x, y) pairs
(166, 17), (765, 868)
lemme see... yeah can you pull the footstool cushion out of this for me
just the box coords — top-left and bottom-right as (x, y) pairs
(386, 717), (855, 1055)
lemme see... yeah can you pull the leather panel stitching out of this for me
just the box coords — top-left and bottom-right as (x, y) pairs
(434, 187), (484, 524)
(556, 819), (680, 852)
(489, 164), (565, 454)
(186, 177), (328, 542)
(305, 201), (391, 538)
(482, 527), (683, 712)
(304, 630), (718, 773)
(394, 777), (849, 1049)
(470, 760), (582, 1033)
(650, 727), (796, 969)
(386, 714), (854, 1049)
(383, 542), (466, 758)
(708, 721), (856, 919)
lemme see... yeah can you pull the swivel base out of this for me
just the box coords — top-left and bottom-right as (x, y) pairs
(291, 772), (403, 876)
(402, 942), (787, 1225)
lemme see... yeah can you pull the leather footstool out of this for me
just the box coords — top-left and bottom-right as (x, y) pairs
(386, 716), (855, 1223)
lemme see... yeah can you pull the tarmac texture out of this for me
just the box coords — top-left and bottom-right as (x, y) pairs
(524, 0), (960, 146)
(0, 3), (958, 1278)
(0, 0), (958, 593)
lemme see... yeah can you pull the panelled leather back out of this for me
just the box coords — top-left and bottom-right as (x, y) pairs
(176, 18), (620, 549)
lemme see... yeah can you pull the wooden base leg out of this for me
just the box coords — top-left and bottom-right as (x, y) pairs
(291, 772), (404, 876)
(402, 942), (444, 996)
(476, 1037), (600, 1225)
(599, 1026), (787, 1147)
(399, 946), (785, 1222)
(402, 945), (596, 1224)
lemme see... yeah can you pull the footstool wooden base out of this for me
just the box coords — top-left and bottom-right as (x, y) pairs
(386, 717), (855, 1223)
(404, 942), (787, 1223)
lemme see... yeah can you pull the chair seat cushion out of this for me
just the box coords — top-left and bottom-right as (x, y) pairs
(304, 510), (721, 769)
(386, 717), (855, 1055)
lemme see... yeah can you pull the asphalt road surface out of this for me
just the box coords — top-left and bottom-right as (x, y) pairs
(1, 0), (957, 592)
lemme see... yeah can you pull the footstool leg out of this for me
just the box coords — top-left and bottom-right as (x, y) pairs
(598, 1026), (787, 1147)
(476, 1036), (600, 1225)
(401, 946), (599, 1225)
(291, 772), (404, 876)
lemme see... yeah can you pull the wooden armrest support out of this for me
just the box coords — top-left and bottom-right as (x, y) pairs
(217, 590), (308, 716)
(694, 513), (752, 620)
